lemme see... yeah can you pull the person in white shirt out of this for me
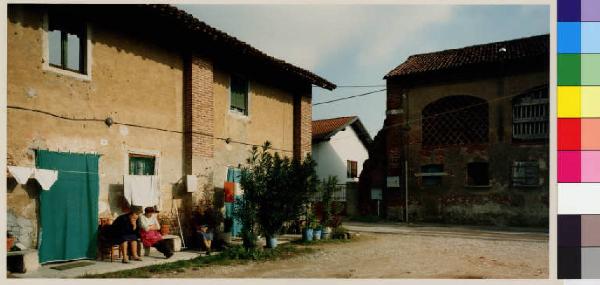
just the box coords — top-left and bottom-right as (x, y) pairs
(139, 206), (173, 259)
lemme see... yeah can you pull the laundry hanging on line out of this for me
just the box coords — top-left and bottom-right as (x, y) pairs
(7, 166), (34, 185)
(33, 169), (59, 191)
(123, 175), (160, 208)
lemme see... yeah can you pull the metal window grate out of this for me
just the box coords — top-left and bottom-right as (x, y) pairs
(512, 87), (549, 140)
(422, 96), (489, 148)
(512, 161), (540, 186)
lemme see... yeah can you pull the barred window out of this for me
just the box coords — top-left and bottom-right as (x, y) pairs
(512, 86), (549, 140)
(512, 161), (540, 187)
(422, 95), (488, 148)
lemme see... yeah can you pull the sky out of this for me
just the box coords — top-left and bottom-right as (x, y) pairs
(178, 4), (550, 137)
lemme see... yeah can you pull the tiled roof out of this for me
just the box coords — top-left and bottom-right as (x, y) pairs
(143, 4), (336, 90)
(313, 116), (357, 140)
(385, 34), (549, 79)
(313, 116), (373, 148)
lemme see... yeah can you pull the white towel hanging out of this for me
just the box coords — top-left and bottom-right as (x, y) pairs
(8, 166), (34, 185)
(33, 169), (59, 191)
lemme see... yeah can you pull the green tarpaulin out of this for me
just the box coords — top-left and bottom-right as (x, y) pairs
(36, 150), (100, 264)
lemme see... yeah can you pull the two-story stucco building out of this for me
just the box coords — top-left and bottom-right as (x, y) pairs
(6, 4), (335, 263)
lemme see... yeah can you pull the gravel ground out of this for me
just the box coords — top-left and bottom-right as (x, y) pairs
(163, 231), (548, 279)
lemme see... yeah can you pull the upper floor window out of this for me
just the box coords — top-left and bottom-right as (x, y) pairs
(422, 95), (489, 148)
(230, 75), (249, 115)
(48, 13), (87, 74)
(512, 86), (549, 141)
(347, 160), (358, 178)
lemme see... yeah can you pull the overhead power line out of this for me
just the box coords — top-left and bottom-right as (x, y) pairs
(313, 88), (386, 106)
(312, 84), (386, 88)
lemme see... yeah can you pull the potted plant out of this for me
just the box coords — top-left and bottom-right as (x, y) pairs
(322, 225), (332, 240)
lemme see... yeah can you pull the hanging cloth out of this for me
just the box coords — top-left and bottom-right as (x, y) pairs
(33, 168), (59, 191)
(8, 166), (34, 185)
(124, 175), (159, 208)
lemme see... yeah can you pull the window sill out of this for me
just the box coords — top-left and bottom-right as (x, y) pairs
(465, 185), (493, 189)
(228, 110), (250, 121)
(43, 63), (91, 81)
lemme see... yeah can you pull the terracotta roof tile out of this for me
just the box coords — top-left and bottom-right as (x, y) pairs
(312, 116), (357, 140)
(385, 34), (549, 79)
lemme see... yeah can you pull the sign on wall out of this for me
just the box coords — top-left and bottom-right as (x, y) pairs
(371, 188), (382, 200)
(387, 176), (400, 188)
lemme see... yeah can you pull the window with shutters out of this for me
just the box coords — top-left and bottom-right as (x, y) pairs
(347, 160), (358, 178)
(230, 75), (249, 115)
(47, 12), (87, 74)
(129, 154), (156, 175)
(512, 86), (549, 141)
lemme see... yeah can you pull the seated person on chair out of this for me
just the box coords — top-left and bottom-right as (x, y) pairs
(196, 224), (213, 255)
(110, 206), (143, 263)
(139, 206), (173, 259)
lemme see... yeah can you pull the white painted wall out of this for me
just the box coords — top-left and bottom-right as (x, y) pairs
(312, 125), (369, 184)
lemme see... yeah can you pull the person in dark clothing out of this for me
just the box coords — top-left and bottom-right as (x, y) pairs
(110, 207), (143, 263)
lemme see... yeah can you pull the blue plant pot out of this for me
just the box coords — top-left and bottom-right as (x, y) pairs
(303, 228), (314, 241)
(266, 236), (278, 248)
(313, 229), (322, 240)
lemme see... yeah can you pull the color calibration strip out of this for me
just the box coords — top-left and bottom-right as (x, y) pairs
(557, 0), (600, 280)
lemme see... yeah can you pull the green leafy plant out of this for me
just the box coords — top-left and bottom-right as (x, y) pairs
(235, 141), (318, 249)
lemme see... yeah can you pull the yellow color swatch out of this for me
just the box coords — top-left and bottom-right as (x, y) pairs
(581, 86), (600, 118)
(558, 86), (581, 118)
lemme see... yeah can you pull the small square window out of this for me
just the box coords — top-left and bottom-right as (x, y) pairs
(347, 160), (358, 178)
(230, 75), (248, 115)
(420, 164), (444, 186)
(48, 13), (87, 74)
(466, 162), (489, 186)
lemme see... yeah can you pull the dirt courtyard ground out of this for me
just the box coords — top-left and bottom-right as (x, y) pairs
(163, 223), (549, 279)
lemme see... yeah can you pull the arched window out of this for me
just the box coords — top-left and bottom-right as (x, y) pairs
(422, 95), (489, 147)
(512, 86), (549, 140)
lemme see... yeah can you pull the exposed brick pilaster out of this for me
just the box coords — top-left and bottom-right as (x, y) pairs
(184, 54), (214, 175)
(293, 94), (312, 160)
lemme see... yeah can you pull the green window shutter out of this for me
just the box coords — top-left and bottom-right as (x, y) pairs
(230, 75), (248, 115)
(129, 156), (155, 175)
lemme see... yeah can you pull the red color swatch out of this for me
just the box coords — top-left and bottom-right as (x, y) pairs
(559, 118), (581, 150)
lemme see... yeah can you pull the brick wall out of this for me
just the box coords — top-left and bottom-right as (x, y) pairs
(185, 54), (214, 171)
(293, 95), (312, 160)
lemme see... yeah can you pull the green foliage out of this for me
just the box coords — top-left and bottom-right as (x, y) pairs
(235, 141), (318, 248)
(320, 176), (346, 228)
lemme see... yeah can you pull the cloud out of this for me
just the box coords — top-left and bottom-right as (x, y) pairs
(178, 5), (374, 70)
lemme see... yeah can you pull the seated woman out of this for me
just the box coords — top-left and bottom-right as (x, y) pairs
(109, 207), (143, 263)
(139, 206), (173, 259)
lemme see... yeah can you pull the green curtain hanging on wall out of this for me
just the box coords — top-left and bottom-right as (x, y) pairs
(36, 150), (100, 263)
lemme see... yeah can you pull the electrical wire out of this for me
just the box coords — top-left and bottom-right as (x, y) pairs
(313, 88), (386, 106)
(7, 105), (293, 153)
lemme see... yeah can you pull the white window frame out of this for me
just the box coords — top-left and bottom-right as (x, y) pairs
(42, 11), (93, 81)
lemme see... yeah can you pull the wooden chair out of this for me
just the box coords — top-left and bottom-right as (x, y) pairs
(97, 224), (120, 262)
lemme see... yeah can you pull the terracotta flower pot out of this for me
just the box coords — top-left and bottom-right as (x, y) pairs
(161, 224), (170, 235)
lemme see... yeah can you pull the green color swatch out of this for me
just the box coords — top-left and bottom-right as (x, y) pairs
(582, 54), (600, 86)
(559, 54), (582, 86)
